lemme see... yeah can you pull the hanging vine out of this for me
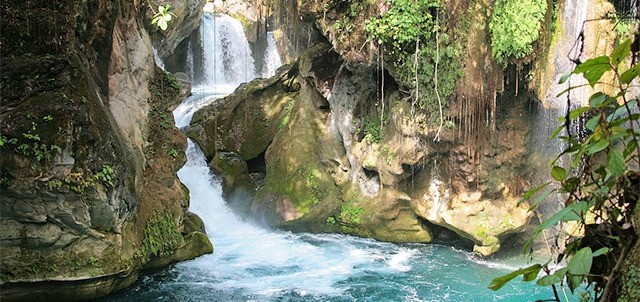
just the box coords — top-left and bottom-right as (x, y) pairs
(365, 0), (462, 120)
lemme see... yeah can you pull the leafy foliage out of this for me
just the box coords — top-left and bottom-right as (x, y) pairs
(361, 116), (382, 144)
(489, 0), (547, 64)
(365, 0), (463, 112)
(94, 165), (114, 187)
(340, 203), (366, 224)
(489, 40), (640, 301)
(151, 5), (174, 31)
(4, 115), (62, 163)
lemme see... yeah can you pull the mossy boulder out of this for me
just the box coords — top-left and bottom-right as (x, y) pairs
(252, 79), (343, 227)
(187, 63), (300, 160)
(145, 231), (213, 269)
(210, 151), (250, 194)
(182, 211), (207, 234)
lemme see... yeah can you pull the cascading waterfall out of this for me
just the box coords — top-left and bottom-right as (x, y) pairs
(100, 13), (562, 302)
(261, 32), (283, 78)
(191, 13), (256, 93)
(528, 0), (591, 221)
(547, 0), (590, 108)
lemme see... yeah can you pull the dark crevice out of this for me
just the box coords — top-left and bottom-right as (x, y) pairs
(363, 167), (379, 180)
(246, 150), (267, 174)
(419, 217), (475, 250)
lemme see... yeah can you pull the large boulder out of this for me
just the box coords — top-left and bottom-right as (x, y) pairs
(187, 63), (300, 160)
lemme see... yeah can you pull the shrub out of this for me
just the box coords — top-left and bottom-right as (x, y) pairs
(489, 0), (547, 64)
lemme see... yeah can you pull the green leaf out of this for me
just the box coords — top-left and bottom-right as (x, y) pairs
(551, 166), (566, 181)
(549, 125), (564, 140)
(624, 139), (638, 158)
(529, 189), (555, 211)
(488, 264), (542, 291)
(537, 268), (569, 286)
(573, 56), (612, 87)
(569, 107), (591, 120)
(523, 265), (542, 282)
(611, 39), (632, 66)
(518, 182), (550, 206)
(585, 114), (601, 131)
(610, 126), (629, 141)
(592, 247), (610, 257)
(567, 247), (593, 292)
(561, 200), (590, 222)
(556, 83), (591, 97)
(586, 139), (609, 155)
(562, 176), (580, 192)
(558, 73), (571, 84)
(607, 101), (635, 122)
(606, 149), (626, 177)
(588, 92), (607, 107)
(620, 64), (640, 84)
(532, 201), (588, 239)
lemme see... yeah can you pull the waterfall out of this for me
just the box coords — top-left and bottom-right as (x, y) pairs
(102, 13), (556, 302)
(191, 13), (256, 93)
(546, 0), (590, 109)
(261, 32), (283, 77)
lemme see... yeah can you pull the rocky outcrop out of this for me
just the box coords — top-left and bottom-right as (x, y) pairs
(0, 1), (211, 301)
(148, 0), (207, 71)
(531, 0), (618, 108)
(187, 41), (534, 254)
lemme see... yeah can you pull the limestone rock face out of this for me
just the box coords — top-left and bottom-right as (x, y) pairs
(149, 0), (207, 65)
(188, 38), (537, 254)
(109, 13), (155, 156)
(0, 1), (211, 300)
(531, 0), (618, 108)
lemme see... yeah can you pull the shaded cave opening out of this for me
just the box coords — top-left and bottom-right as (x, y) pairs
(420, 217), (475, 251)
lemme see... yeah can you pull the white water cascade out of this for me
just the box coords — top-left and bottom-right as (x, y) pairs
(545, 0), (590, 108)
(101, 13), (560, 302)
(192, 13), (256, 93)
(261, 32), (283, 78)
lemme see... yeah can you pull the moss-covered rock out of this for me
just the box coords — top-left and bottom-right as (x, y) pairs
(187, 63), (300, 160)
(210, 151), (250, 194)
(252, 78), (343, 227)
(145, 231), (213, 269)
(182, 211), (207, 234)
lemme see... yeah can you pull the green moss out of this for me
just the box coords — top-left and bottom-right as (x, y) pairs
(619, 259), (640, 301)
(136, 212), (183, 261)
(340, 203), (365, 224)
(265, 162), (328, 214)
(338, 187), (368, 225)
(279, 100), (296, 129)
(163, 71), (181, 90)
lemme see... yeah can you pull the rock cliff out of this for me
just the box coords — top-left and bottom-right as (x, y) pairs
(188, 39), (533, 255)
(0, 0), (211, 301)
